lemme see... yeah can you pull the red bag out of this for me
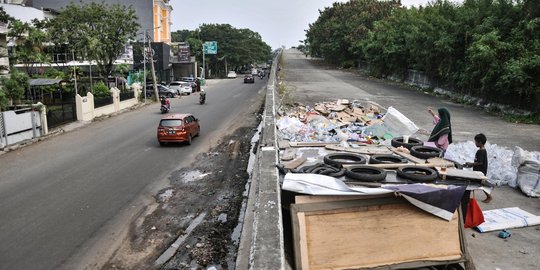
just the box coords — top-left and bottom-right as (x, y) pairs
(465, 192), (485, 228)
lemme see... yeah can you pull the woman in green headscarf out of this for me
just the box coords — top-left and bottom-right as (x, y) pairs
(428, 107), (452, 151)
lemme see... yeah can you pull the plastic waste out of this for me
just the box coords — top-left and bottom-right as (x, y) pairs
(445, 142), (517, 187)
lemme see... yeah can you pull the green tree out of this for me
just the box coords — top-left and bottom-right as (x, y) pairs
(92, 81), (110, 97)
(171, 29), (192, 42)
(0, 69), (29, 106)
(47, 2), (139, 79)
(7, 18), (50, 75)
(305, 0), (400, 65)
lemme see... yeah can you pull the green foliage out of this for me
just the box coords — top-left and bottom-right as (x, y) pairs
(0, 6), (13, 24)
(171, 29), (192, 42)
(305, 0), (400, 64)
(7, 18), (51, 74)
(306, 0), (540, 112)
(47, 2), (139, 79)
(92, 81), (110, 97)
(0, 90), (7, 111)
(0, 69), (29, 105)
(114, 64), (130, 76)
(196, 24), (272, 77)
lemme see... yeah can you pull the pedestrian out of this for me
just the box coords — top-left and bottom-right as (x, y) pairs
(464, 133), (492, 203)
(427, 107), (452, 153)
(195, 78), (201, 93)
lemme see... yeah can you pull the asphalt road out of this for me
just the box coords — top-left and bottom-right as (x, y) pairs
(281, 48), (540, 270)
(283, 49), (540, 152)
(0, 76), (266, 270)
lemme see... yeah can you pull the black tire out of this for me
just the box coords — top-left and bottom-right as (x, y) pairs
(159, 141), (165, 146)
(345, 165), (387, 182)
(369, 154), (408, 164)
(391, 136), (423, 150)
(167, 93), (174, 98)
(396, 166), (438, 182)
(410, 146), (442, 159)
(186, 135), (192, 145)
(324, 153), (367, 168)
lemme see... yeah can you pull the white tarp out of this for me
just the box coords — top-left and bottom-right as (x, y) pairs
(476, 207), (540, 233)
(282, 173), (392, 195)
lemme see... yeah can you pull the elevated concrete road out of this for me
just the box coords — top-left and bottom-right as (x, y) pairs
(0, 77), (266, 270)
(278, 48), (539, 269)
(283, 49), (540, 152)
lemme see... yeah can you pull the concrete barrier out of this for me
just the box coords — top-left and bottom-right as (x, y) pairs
(76, 86), (141, 122)
(236, 51), (285, 269)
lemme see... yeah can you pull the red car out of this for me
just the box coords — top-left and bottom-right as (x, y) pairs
(244, 74), (255, 83)
(157, 113), (200, 145)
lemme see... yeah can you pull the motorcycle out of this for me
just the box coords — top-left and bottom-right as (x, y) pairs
(199, 91), (206, 105)
(160, 104), (170, 114)
(259, 73), (264, 80)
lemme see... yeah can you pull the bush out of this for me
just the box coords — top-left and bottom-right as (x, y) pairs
(92, 81), (110, 97)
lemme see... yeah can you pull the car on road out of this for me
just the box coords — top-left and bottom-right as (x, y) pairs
(157, 113), (200, 145)
(145, 84), (177, 98)
(180, 77), (196, 83)
(244, 74), (255, 83)
(168, 81), (193, 95)
(227, 71), (237, 78)
(251, 68), (258, 76)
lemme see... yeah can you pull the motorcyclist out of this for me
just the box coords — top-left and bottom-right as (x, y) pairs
(199, 89), (206, 104)
(160, 96), (170, 110)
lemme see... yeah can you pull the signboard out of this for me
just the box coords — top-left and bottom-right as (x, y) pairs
(204, 41), (217, 54)
(178, 44), (191, 63)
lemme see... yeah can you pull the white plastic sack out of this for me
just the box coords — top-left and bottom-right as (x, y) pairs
(377, 106), (419, 138)
(445, 142), (517, 187)
(517, 161), (540, 197)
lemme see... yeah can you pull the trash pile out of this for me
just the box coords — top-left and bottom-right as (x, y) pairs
(276, 100), (418, 143)
(443, 142), (540, 197)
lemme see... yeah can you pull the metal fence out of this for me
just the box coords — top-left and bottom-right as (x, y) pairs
(94, 96), (113, 108)
(119, 91), (134, 101)
(47, 103), (75, 128)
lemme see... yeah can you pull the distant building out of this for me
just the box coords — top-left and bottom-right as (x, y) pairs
(29, 0), (172, 44)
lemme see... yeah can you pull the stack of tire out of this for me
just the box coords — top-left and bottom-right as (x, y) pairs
(391, 136), (441, 182)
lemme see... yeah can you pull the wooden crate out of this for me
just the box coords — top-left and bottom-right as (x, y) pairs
(291, 195), (471, 270)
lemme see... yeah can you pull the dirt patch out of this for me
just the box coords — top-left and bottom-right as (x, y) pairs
(102, 114), (262, 270)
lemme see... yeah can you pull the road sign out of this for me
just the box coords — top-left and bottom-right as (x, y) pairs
(204, 41), (217, 54)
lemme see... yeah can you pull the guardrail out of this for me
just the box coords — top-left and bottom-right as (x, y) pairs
(236, 52), (285, 269)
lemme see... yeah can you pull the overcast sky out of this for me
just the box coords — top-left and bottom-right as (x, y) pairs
(169, 0), (459, 50)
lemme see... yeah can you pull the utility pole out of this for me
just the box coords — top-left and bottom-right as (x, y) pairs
(202, 43), (205, 79)
(143, 30), (147, 103)
(147, 30), (158, 100)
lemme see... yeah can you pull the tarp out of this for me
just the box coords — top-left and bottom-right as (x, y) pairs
(282, 173), (466, 221)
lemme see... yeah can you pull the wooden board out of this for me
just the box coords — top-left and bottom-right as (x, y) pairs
(289, 142), (341, 148)
(291, 198), (465, 270)
(390, 148), (426, 164)
(281, 148), (297, 161)
(428, 157), (455, 167)
(284, 157), (307, 170)
(325, 144), (392, 155)
(438, 167), (488, 181)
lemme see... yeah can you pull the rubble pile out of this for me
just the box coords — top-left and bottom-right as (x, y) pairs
(276, 100), (385, 143)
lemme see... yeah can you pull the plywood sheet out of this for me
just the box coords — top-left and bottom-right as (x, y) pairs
(292, 199), (463, 270)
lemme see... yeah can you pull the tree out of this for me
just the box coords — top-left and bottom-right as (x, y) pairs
(171, 29), (192, 42)
(0, 69), (29, 106)
(47, 2), (139, 79)
(8, 18), (50, 75)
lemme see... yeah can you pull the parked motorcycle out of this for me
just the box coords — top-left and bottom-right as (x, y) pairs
(199, 90), (206, 105)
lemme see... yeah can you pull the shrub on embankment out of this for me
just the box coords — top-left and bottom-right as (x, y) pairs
(305, 0), (540, 114)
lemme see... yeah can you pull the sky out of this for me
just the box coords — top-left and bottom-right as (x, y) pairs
(169, 0), (455, 50)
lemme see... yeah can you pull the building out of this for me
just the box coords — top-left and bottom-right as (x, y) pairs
(30, 0), (172, 45)
(29, 0), (174, 83)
